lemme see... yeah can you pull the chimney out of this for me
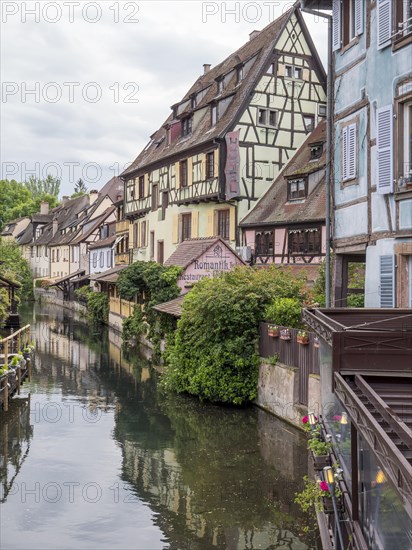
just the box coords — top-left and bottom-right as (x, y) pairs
(62, 195), (69, 206)
(52, 218), (58, 236)
(40, 201), (49, 215)
(249, 30), (260, 41)
(89, 189), (99, 205)
(203, 63), (211, 75)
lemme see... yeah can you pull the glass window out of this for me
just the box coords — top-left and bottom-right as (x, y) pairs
(206, 152), (215, 179)
(181, 213), (192, 242)
(181, 116), (192, 137)
(180, 161), (188, 187)
(211, 104), (218, 126)
(217, 209), (230, 240)
(138, 176), (145, 199)
(255, 231), (274, 256)
(288, 178), (306, 200)
(288, 228), (321, 255)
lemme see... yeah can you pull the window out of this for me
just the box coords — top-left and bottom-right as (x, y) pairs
(166, 126), (171, 146)
(255, 231), (274, 256)
(160, 191), (169, 221)
(30, 247), (34, 258)
(395, 0), (412, 39)
(318, 104), (327, 118)
(206, 152), (215, 179)
(141, 221), (147, 248)
(138, 176), (145, 199)
(93, 252), (97, 268)
(303, 114), (315, 133)
(211, 104), (218, 126)
(152, 184), (158, 211)
(217, 79), (224, 94)
(288, 178), (307, 200)
(294, 67), (302, 79)
(257, 108), (278, 128)
(127, 181), (135, 201)
(217, 209), (230, 240)
(56, 249), (60, 262)
(180, 160), (188, 187)
(150, 230), (155, 259)
(36, 246), (39, 257)
(181, 116), (192, 137)
(133, 223), (139, 248)
(157, 241), (164, 265)
(99, 251), (104, 268)
(285, 64), (303, 79)
(333, 0), (363, 51)
(285, 65), (293, 78)
(191, 94), (197, 108)
(288, 228), (321, 255)
(342, 122), (357, 182)
(398, 100), (412, 187)
(52, 249), (55, 262)
(236, 65), (243, 83)
(266, 62), (276, 75)
(107, 250), (111, 268)
(181, 213), (192, 242)
(310, 143), (323, 160)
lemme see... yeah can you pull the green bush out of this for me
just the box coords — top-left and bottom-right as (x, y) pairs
(87, 292), (109, 324)
(347, 293), (364, 307)
(264, 296), (303, 328)
(122, 306), (145, 342)
(163, 265), (309, 405)
(74, 285), (92, 301)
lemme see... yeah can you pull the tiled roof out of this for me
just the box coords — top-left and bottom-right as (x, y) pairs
(89, 235), (116, 250)
(153, 295), (185, 318)
(69, 206), (116, 245)
(121, 7), (297, 177)
(90, 265), (127, 283)
(164, 237), (229, 269)
(240, 121), (326, 227)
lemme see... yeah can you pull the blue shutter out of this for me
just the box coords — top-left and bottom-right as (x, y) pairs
(377, 0), (392, 49)
(355, 0), (364, 36)
(377, 105), (393, 194)
(332, 0), (341, 51)
(379, 255), (395, 307)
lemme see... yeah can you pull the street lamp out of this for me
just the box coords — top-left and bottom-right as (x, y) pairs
(308, 412), (317, 426)
(323, 466), (345, 550)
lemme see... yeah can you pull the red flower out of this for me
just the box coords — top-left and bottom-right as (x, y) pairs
(319, 481), (329, 492)
(302, 416), (309, 424)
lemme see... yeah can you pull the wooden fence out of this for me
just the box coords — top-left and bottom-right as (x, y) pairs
(109, 297), (136, 319)
(0, 325), (32, 412)
(259, 322), (320, 406)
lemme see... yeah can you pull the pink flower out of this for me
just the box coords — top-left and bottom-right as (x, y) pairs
(319, 481), (329, 492)
(333, 415), (342, 421)
(302, 416), (309, 424)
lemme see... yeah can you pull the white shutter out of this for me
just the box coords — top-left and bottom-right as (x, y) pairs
(355, 0), (364, 36)
(377, 105), (393, 194)
(342, 123), (356, 181)
(379, 255), (395, 307)
(332, 0), (341, 51)
(377, 0), (392, 49)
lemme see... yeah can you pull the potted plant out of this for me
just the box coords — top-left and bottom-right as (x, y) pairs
(280, 328), (291, 341)
(295, 476), (342, 515)
(267, 324), (279, 337)
(297, 330), (309, 345)
(308, 437), (332, 470)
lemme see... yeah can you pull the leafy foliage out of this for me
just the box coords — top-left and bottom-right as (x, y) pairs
(122, 307), (145, 342)
(24, 175), (60, 198)
(264, 296), (303, 328)
(0, 239), (33, 323)
(0, 179), (58, 231)
(117, 261), (182, 355)
(87, 292), (109, 324)
(163, 265), (310, 405)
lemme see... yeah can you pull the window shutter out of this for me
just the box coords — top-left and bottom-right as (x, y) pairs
(342, 126), (348, 181)
(347, 123), (357, 180)
(174, 162), (180, 189)
(128, 222), (134, 247)
(379, 255), (395, 307)
(187, 157), (193, 187)
(143, 174), (149, 197)
(377, 105), (393, 194)
(191, 210), (199, 238)
(172, 214), (179, 244)
(145, 220), (149, 247)
(355, 0), (364, 36)
(332, 0), (341, 51)
(229, 206), (236, 241)
(377, 0), (392, 49)
(206, 209), (214, 237)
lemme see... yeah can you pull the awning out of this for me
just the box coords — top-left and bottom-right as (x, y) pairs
(91, 265), (127, 284)
(153, 295), (185, 318)
(48, 269), (85, 287)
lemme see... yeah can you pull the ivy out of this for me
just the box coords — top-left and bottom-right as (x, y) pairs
(163, 265), (310, 405)
(87, 292), (109, 324)
(117, 261), (182, 357)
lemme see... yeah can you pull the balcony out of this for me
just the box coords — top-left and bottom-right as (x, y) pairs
(124, 196), (152, 218)
(170, 179), (219, 205)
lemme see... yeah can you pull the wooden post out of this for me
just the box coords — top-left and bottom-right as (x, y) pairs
(17, 364), (21, 395)
(17, 332), (21, 353)
(3, 376), (9, 412)
(4, 340), (8, 368)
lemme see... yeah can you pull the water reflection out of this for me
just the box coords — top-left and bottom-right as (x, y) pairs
(0, 304), (318, 549)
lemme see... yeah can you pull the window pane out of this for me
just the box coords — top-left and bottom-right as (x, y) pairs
(217, 210), (230, 239)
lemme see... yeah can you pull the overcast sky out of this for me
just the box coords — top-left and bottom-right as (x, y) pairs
(1, 1), (328, 196)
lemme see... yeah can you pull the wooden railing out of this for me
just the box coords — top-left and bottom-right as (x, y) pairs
(0, 325), (31, 367)
(109, 297), (136, 318)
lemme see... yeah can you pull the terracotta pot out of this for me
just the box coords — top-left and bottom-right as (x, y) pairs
(297, 335), (309, 345)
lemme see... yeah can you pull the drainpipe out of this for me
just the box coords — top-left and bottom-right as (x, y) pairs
(300, 3), (333, 307)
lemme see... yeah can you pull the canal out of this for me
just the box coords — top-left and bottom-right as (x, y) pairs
(1, 304), (319, 550)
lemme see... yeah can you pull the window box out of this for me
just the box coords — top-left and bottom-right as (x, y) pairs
(297, 331), (309, 345)
(280, 329), (291, 341)
(267, 324), (279, 338)
(322, 495), (343, 515)
(313, 454), (331, 471)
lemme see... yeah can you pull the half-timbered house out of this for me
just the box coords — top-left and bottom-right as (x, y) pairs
(121, 5), (327, 263)
(240, 120), (326, 275)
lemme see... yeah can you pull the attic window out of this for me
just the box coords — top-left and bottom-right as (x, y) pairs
(191, 95), (197, 109)
(236, 65), (244, 84)
(318, 104), (327, 118)
(285, 64), (302, 79)
(211, 104), (218, 126)
(154, 136), (165, 148)
(217, 78), (224, 94)
(288, 178), (307, 201)
(181, 116), (192, 137)
(310, 143), (323, 160)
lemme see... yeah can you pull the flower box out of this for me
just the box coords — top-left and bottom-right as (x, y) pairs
(280, 329), (291, 341)
(267, 325), (279, 338)
(297, 335), (309, 345)
(322, 496), (343, 515)
(313, 454), (331, 471)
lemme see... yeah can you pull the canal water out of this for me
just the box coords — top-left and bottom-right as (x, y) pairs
(1, 304), (319, 550)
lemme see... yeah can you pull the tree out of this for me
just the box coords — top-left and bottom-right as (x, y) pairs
(24, 174), (60, 198)
(0, 239), (33, 323)
(74, 178), (87, 194)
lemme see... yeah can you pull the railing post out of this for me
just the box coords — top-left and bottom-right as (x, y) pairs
(4, 340), (8, 368)
(17, 332), (21, 353)
(3, 376), (9, 412)
(17, 364), (21, 395)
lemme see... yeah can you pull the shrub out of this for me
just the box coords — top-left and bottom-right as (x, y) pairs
(122, 306), (145, 343)
(87, 292), (109, 324)
(264, 296), (303, 328)
(163, 265), (309, 405)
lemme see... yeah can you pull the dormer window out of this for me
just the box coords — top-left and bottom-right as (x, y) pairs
(217, 79), (224, 94)
(211, 104), (218, 126)
(181, 116), (192, 137)
(236, 66), (244, 84)
(288, 178), (307, 201)
(310, 143), (323, 161)
(191, 94), (197, 109)
(166, 126), (171, 146)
